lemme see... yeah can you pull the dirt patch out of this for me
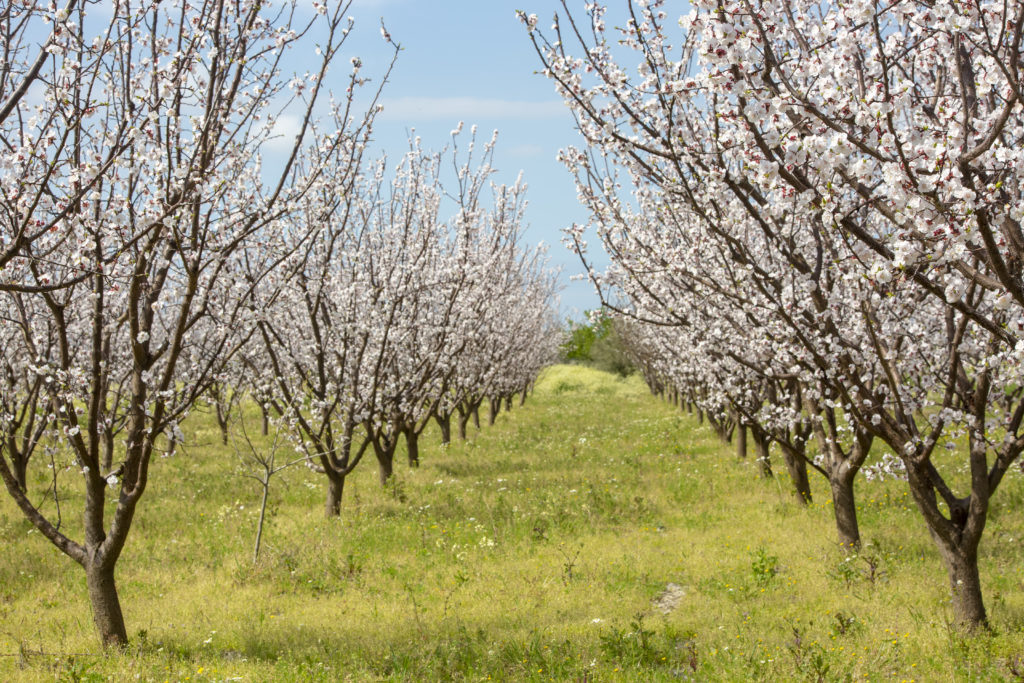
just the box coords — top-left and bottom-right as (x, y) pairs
(652, 582), (685, 614)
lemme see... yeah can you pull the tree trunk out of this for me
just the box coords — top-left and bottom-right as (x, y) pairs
(214, 388), (231, 446)
(12, 455), (27, 493)
(519, 387), (528, 407)
(254, 479), (270, 563)
(102, 434), (115, 473)
(829, 468), (860, 549)
(779, 443), (811, 504)
(377, 452), (394, 486)
(325, 471), (344, 517)
(736, 424), (747, 459)
(261, 404), (270, 436)
(457, 408), (469, 440)
(406, 428), (420, 467)
(217, 416), (229, 446)
(504, 394), (512, 412)
(904, 464), (988, 629)
(436, 412), (452, 445)
(472, 403), (481, 429)
(488, 398), (500, 426)
(752, 428), (773, 479)
(86, 561), (128, 649)
(941, 545), (987, 628)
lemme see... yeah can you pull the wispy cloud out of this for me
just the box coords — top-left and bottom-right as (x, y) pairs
(379, 96), (566, 122)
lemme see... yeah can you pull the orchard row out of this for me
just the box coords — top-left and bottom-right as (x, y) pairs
(0, 1), (557, 648)
(524, 0), (1024, 630)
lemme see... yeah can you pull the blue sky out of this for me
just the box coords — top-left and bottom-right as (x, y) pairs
(331, 0), (603, 318)
(27, 1), (606, 317)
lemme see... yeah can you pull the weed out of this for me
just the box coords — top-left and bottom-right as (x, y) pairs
(556, 542), (582, 585)
(55, 657), (104, 683)
(1005, 654), (1024, 681)
(553, 380), (583, 393)
(751, 546), (779, 586)
(599, 613), (661, 668)
(786, 623), (833, 683)
(829, 611), (863, 638)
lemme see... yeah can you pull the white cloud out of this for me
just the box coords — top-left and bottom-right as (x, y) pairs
(379, 96), (566, 122)
(506, 144), (546, 158)
(263, 114), (303, 153)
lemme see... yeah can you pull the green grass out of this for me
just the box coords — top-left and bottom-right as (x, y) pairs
(2, 364), (1024, 681)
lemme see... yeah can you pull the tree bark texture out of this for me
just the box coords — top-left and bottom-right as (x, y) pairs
(86, 561), (128, 649)
(779, 444), (811, 504)
(325, 471), (345, 517)
(405, 428), (420, 467)
(829, 467), (860, 549)
(435, 412), (452, 445)
(752, 427), (773, 479)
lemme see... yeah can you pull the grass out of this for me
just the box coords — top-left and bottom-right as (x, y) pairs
(2, 364), (1024, 681)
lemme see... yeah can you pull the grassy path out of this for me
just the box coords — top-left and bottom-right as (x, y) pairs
(2, 365), (1023, 681)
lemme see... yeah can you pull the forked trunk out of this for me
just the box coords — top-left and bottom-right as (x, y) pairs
(217, 415), (229, 446)
(488, 398), (500, 426)
(905, 465), (988, 629)
(86, 561), (128, 649)
(374, 432), (396, 487)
